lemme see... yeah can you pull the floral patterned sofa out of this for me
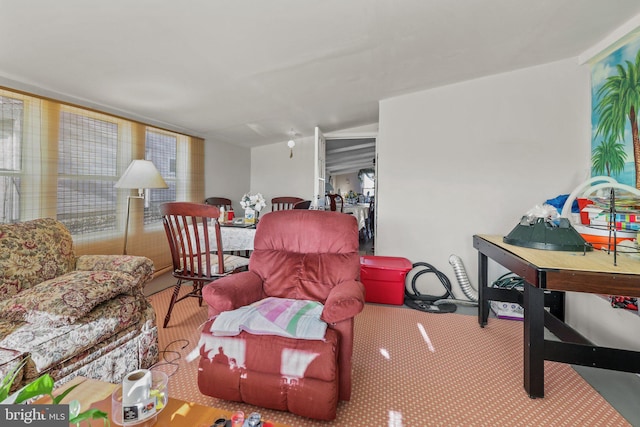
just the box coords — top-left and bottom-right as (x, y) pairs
(0, 218), (158, 389)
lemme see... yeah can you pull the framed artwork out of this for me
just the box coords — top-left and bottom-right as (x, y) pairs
(591, 31), (640, 188)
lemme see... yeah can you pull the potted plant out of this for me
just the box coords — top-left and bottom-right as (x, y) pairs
(1, 359), (109, 425)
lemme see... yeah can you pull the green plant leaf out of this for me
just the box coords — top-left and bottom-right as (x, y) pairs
(3, 363), (109, 427)
(13, 374), (54, 404)
(69, 408), (110, 426)
(52, 383), (80, 405)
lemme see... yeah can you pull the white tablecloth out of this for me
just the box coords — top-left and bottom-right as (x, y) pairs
(217, 226), (256, 251)
(188, 224), (256, 252)
(343, 204), (369, 230)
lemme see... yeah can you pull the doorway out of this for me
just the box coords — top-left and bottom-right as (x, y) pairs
(325, 137), (376, 254)
(325, 138), (376, 198)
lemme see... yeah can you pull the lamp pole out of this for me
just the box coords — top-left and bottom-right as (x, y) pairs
(115, 160), (168, 255)
(122, 189), (144, 255)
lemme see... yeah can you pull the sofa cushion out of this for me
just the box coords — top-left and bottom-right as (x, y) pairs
(0, 218), (75, 300)
(29, 324), (141, 382)
(0, 293), (142, 376)
(0, 318), (25, 342)
(75, 255), (155, 289)
(0, 270), (140, 326)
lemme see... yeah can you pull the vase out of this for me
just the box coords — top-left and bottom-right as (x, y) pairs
(244, 208), (256, 224)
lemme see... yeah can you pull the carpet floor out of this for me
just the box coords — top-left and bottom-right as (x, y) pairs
(147, 287), (629, 426)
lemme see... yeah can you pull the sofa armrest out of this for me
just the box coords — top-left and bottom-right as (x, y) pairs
(202, 271), (266, 316)
(75, 255), (154, 289)
(321, 280), (366, 324)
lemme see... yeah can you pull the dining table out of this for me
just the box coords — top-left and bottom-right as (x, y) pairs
(343, 203), (369, 230)
(216, 221), (257, 251)
(186, 221), (256, 253)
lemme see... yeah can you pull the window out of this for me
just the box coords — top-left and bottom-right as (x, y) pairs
(144, 129), (177, 225)
(57, 110), (119, 234)
(0, 96), (23, 223)
(0, 87), (205, 272)
(360, 170), (375, 200)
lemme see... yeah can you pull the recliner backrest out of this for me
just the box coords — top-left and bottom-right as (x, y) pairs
(250, 210), (360, 302)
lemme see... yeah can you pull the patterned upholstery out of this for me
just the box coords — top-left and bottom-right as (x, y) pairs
(0, 218), (75, 298)
(0, 218), (158, 390)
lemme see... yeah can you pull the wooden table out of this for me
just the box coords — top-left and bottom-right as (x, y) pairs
(187, 223), (256, 252)
(38, 376), (290, 427)
(474, 234), (640, 398)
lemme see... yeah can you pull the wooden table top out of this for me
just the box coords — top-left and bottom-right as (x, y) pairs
(37, 376), (290, 427)
(475, 234), (640, 295)
(476, 234), (640, 275)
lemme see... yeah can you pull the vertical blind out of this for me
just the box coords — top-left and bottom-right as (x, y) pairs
(0, 87), (204, 273)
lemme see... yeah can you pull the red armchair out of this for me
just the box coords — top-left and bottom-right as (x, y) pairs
(197, 210), (365, 420)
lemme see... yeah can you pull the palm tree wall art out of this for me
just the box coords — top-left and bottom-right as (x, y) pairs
(591, 36), (640, 188)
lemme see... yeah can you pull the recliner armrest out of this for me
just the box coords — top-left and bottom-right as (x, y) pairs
(202, 271), (266, 316)
(321, 280), (365, 324)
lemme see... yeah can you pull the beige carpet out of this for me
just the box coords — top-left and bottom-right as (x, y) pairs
(147, 287), (629, 426)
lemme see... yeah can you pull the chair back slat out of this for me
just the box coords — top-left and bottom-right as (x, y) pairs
(160, 201), (250, 328)
(271, 196), (304, 211)
(160, 202), (225, 280)
(204, 197), (233, 212)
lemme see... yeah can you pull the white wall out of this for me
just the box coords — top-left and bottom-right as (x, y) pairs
(204, 139), (251, 212)
(378, 57), (591, 267)
(377, 57), (640, 350)
(249, 136), (315, 211)
(333, 172), (360, 196)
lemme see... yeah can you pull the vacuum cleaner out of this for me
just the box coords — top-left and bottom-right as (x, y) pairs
(404, 255), (478, 313)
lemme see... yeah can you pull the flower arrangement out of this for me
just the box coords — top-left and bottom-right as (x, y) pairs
(240, 192), (266, 212)
(346, 190), (359, 204)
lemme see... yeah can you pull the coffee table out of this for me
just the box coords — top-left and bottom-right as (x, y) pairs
(37, 376), (291, 427)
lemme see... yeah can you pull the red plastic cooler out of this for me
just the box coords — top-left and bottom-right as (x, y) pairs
(360, 256), (412, 305)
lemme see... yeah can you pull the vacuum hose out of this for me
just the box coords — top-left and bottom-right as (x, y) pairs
(448, 254), (478, 302)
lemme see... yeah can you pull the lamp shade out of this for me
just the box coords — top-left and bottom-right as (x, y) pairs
(115, 160), (168, 190)
(325, 182), (334, 193)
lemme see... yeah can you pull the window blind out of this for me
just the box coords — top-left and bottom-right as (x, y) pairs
(0, 86), (204, 273)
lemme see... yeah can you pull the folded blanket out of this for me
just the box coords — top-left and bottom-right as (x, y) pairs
(210, 297), (327, 340)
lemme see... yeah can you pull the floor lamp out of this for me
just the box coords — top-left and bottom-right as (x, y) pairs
(115, 160), (168, 255)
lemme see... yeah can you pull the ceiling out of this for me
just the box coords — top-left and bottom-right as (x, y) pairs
(326, 138), (376, 176)
(1, 1), (640, 151)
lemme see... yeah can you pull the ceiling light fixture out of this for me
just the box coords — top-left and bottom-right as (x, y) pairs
(287, 129), (296, 159)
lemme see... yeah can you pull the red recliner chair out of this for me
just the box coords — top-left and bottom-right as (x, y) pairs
(197, 210), (365, 420)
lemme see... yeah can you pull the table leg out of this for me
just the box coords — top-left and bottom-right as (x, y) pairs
(478, 251), (490, 327)
(544, 291), (565, 322)
(523, 282), (545, 398)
